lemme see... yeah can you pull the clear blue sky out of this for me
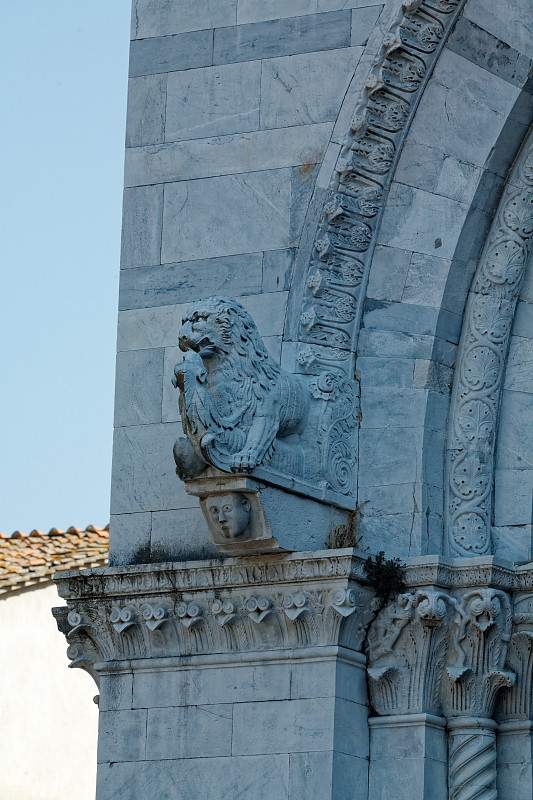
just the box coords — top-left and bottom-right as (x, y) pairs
(0, 2), (131, 533)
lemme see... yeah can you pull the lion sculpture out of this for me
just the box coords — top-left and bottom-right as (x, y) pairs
(172, 297), (309, 480)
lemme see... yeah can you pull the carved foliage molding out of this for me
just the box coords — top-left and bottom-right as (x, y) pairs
(367, 589), (457, 715)
(367, 587), (515, 718)
(286, 0), (466, 498)
(53, 557), (374, 679)
(443, 589), (514, 718)
(446, 132), (533, 556)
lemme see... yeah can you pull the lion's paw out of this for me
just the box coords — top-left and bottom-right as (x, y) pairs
(230, 450), (260, 473)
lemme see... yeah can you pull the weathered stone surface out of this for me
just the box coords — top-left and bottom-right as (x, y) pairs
(96, 755), (290, 800)
(129, 29), (213, 77)
(109, 512), (152, 566)
(125, 123), (331, 186)
(119, 253), (263, 310)
(464, 0), (533, 59)
(161, 170), (291, 263)
(111, 422), (198, 514)
(146, 704), (233, 759)
(114, 348), (164, 427)
(150, 508), (216, 561)
(131, 0), (238, 39)
(260, 48), (362, 129)
(126, 75), (166, 148)
(213, 10), (352, 65)
(121, 185), (163, 268)
(377, 182), (468, 261)
(165, 61), (261, 142)
(350, 5), (382, 45)
(448, 18), (532, 88)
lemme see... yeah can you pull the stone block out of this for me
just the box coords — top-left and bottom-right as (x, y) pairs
(370, 717), (447, 762)
(131, 0), (238, 39)
(111, 422), (198, 514)
(125, 124), (331, 187)
(290, 164), (319, 246)
(117, 291), (288, 351)
(232, 697), (334, 755)
(132, 663), (292, 708)
(118, 253), (263, 311)
(360, 388), (430, 430)
(447, 17), (532, 89)
(213, 10), (351, 65)
(97, 709), (147, 763)
(494, 469), (533, 527)
(161, 170), (291, 263)
(289, 750), (369, 800)
(464, 0), (533, 59)
(150, 507), (217, 562)
(358, 427), (422, 488)
(96, 754), (289, 800)
(98, 673), (134, 712)
(369, 756), (447, 800)
(260, 48), (362, 129)
(350, 6), (382, 45)
(146, 704), (233, 760)
(289, 659), (367, 704)
(496, 390), (533, 470)
(129, 29), (213, 78)
(504, 336), (533, 393)
(334, 698), (369, 757)
(262, 249), (294, 292)
(357, 356), (415, 388)
(403, 252), (453, 308)
(366, 244), (412, 303)
(126, 75), (166, 148)
(114, 348), (164, 427)
(358, 512), (433, 558)
(121, 185), (163, 269)
(377, 182), (468, 261)
(363, 301), (441, 338)
(108, 512), (152, 566)
(358, 483), (421, 518)
(237, 0), (317, 23)
(497, 762), (533, 800)
(162, 346), (181, 423)
(165, 61), (260, 142)
(493, 524), (533, 563)
(409, 53), (519, 169)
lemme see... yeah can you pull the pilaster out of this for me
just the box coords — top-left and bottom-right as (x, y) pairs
(54, 550), (374, 800)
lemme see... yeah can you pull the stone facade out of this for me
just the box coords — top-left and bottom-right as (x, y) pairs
(54, 0), (533, 798)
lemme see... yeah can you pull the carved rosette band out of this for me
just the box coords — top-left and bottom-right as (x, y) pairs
(445, 132), (533, 556)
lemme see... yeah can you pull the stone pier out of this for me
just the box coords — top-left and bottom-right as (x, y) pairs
(54, 0), (533, 797)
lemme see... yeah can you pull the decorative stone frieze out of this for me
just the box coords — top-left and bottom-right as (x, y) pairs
(445, 131), (533, 557)
(53, 550), (375, 682)
(283, 0), (468, 504)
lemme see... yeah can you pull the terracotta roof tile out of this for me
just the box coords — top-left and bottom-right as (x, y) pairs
(0, 524), (109, 596)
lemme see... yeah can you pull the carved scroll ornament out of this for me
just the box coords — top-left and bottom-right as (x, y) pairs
(445, 132), (533, 556)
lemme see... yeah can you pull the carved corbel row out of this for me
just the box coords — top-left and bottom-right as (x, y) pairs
(54, 582), (375, 683)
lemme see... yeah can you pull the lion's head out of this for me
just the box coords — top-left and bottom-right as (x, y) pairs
(178, 297), (277, 377)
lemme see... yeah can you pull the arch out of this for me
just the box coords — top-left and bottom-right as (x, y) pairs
(279, 0), (532, 556)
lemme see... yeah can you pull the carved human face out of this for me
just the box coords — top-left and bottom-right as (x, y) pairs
(206, 493), (251, 539)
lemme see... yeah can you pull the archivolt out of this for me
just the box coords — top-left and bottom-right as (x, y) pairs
(445, 128), (533, 557)
(283, 0), (467, 502)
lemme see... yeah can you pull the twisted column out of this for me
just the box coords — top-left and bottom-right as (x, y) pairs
(448, 718), (497, 800)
